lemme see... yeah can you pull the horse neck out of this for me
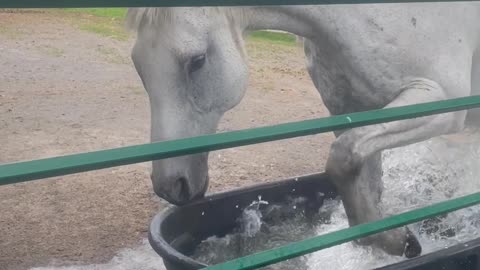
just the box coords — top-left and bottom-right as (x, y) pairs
(233, 6), (322, 40)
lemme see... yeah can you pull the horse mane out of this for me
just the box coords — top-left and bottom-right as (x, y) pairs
(126, 7), (248, 32)
(126, 8), (172, 31)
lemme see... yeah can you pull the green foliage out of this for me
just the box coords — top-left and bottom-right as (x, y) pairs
(63, 8), (127, 19)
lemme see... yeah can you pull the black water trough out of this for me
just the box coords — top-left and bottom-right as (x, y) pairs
(148, 173), (480, 270)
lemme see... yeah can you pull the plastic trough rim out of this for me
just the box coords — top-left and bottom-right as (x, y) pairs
(148, 172), (330, 269)
(148, 205), (208, 268)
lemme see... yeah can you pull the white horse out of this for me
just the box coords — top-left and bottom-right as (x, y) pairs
(126, 3), (480, 259)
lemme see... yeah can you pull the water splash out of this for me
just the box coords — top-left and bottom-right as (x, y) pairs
(192, 132), (480, 270)
(307, 132), (480, 270)
(242, 195), (270, 237)
(191, 194), (325, 269)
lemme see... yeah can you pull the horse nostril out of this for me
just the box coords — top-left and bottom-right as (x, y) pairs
(176, 177), (191, 201)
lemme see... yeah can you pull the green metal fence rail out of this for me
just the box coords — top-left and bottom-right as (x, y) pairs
(0, 0), (479, 8)
(2, 1), (480, 270)
(1, 96), (480, 185)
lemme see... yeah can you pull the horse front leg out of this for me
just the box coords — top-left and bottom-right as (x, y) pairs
(326, 78), (468, 258)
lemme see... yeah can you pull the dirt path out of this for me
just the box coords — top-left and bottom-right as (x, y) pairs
(0, 10), (334, 270)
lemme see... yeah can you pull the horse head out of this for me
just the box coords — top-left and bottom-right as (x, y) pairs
(128, 7), (249, 205)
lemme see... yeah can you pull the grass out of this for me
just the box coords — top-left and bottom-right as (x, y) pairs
(62, 8), (127, 19)
(248, 30), (298, 46)
(56, 8), (299, 48)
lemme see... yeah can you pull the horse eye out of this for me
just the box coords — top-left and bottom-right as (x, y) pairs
(188, 54), (206, 73)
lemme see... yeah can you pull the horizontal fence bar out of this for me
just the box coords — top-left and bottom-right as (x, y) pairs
(1, 96), (480, 186)
(0, 0), (480, 8)
(203, 190), (480, 270)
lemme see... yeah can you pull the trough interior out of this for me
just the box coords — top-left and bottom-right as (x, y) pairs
(159, 173), (338, 258)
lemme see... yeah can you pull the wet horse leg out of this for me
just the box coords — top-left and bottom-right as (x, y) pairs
(332, 129), (421, 258)
(327, 78), (469, 258)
